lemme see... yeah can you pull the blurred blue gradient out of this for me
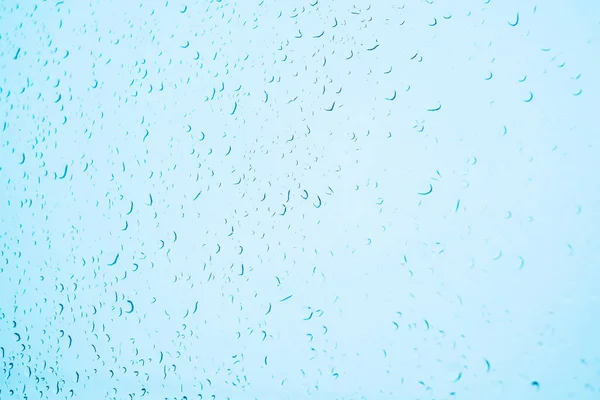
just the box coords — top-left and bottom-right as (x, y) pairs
(1, 0), (599, 399)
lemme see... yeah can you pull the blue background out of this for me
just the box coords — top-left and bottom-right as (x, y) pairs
(1, 0), (599, 399)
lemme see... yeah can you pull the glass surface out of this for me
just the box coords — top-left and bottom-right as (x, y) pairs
(1, 1), (599, 399)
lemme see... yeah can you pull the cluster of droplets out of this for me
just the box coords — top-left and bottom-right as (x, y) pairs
(0, 0), (598, 399)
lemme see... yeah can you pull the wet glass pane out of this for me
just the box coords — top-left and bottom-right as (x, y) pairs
(1, 1), (599, 399)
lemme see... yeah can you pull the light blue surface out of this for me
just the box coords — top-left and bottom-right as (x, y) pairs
(1, 0), (599, 399)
